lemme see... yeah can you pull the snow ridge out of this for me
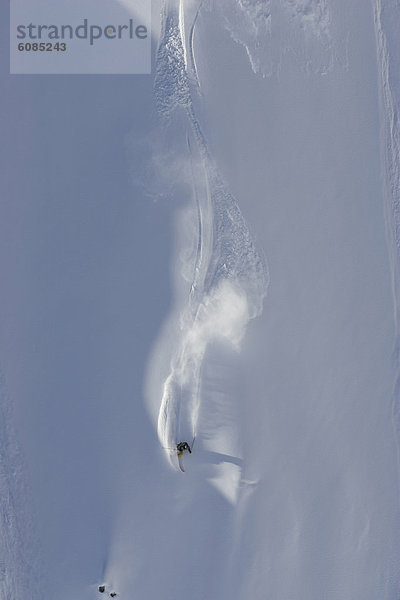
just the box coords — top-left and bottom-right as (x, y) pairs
(373, 0), (400, 472)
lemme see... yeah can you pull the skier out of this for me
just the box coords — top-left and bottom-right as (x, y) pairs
(177, 441), (192, 457)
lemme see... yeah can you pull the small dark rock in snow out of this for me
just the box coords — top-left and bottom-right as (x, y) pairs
(98, 585), (105, 593)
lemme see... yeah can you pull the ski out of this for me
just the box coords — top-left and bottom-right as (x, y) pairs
(178, 455), (185, 472)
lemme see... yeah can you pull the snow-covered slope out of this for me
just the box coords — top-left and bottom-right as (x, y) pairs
(1, 1), (400, 599)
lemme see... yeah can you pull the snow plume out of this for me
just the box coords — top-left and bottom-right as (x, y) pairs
(157, 280), (250, 464)
(373, 0), (400, 336)
(146, 0), (268, 471)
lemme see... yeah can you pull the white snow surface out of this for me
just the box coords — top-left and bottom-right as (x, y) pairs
(1, 0), (400, 599)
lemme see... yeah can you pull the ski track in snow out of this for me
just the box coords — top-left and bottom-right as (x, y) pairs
(150, 0), (268, 472)
(188, 2), (202, 89)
